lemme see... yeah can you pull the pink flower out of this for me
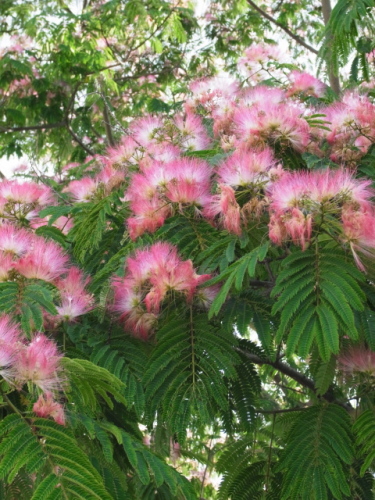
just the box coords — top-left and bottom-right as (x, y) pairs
(268, 170), (373, 215)
(14, 334), (64, 391)
(164, 157), (212, 205)
(33, 392), (65, 425)
(13, 239), (69, 282)
(106, 136), (139, 167)
(0, 315), (22, 379)
(0, 180), (54, 221)
(268, 169), (375, 254)
(217, 148), (278, 188)
(268, 214), (288, 246)
(173, 113), (211, 151)
(129, 115), (164, 147)
(112, 242), (212, 338)
(234, 102), (310, 152)
(341, 207), (375, 271)
(0, 224), (33, 256)
(55, 268), (94, 320)
(0, 253), (14, 282)
(186, 76), (239, 112)
(287, 71), (326, 98)
(127, 197), (171, 240)
(31, 216), (73, 235)
(64, 177), (97, 202)
(139, 144), (181, 171)
(241, 86), (285, 108)
(204, 185), (242, 235)
(238, 43), (283, 82)
(338, 346), (375, 375)
(283, 208), (313, 250)
(240, 43), (281, 66)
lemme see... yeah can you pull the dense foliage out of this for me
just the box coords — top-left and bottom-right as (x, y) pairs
(2, 0), (375, 499)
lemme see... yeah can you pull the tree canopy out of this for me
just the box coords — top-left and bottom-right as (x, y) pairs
(1, 1), (375, 499)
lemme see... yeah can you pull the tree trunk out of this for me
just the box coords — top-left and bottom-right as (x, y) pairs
(321, 0), (341, 95)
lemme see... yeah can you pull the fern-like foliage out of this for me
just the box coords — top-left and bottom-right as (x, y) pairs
(75, 415), (194, 499)
(322, 0), (375, 72)
(221, 290), (274, 352)
(61, 357), (127, 412)
(222, 346), (261, 434)
(0, 281), (57, 336)
(278, 404), (354, 499)
(216, 435), (282, 499)
(0, 414), (113, 500)
(353, 409), (375, 476)
(89, 338), (147, 418)
(143, 310), (240, 442)
(155, 214), (219, 261)
(272, 247), (364, 360)
(68, 192), (128, 270)
(204, 242), (269, 318)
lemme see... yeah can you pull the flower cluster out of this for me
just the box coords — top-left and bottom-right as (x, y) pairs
(203, 148), (284, 235)
(319, 92), (375, 164)
(0, 180), (54, 224)
(0, 315), (65, 424)
(338, 346), (375, 376)
(55, 267), (94, 321)
(57, 43), (375, 274)
(267, 169), (375, 266)
(112, 242), (216, 339)
(64, 165), (125, 202)
(125, 157), (212, 239)
(0, 223), (93, 319)
(238, 43), (282, 82)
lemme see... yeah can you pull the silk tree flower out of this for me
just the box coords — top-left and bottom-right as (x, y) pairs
(112, 242), (212, 339)
(0, 315), (22, 380)
(139, 144), (181, 171)
(320, 91), (375, 163)
(173, 113), (211, 151)
(203, 184), (242, 236)
(217, 148), (278, 188)
(63, 177), (97, 202)
(185, 75), (239, 113)
(267, 169), (375, 258)
(129, 115), (164, 147)
(55, 267), (94, 320)
(0, 253), (15, 282)
(63, 163), (125, 203)
(0, 224), (33, 256)
(268, 169), (373, 214)
(338, 346), (375, 375)
(238, 43), (283, 82)
(105, 136), (139, 168)
(33, 391), (65, 425)
(125, 157), (212, 239)
(14, 334), (64, 392)
(127, 197), (172, 240)
(13, 238), (69, 282)
(240, 86), (285, 108)
(30, 215), (74, 235)
(233, 102), (310, 152)
(0, 180), (54, 222)
(286, 71), (326, 98)
(340, 207), (375, 271)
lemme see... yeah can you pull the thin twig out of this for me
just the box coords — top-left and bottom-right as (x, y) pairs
(246, 0), (319, 55)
